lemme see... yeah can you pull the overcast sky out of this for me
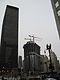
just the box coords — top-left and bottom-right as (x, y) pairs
(0, 0), (60, 60)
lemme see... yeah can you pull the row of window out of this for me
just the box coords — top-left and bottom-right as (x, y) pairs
(55, 1), (60, 17)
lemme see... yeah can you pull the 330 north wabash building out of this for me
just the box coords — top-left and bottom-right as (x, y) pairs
(0, 5), (19, 68)
(51, 0), (60, 38)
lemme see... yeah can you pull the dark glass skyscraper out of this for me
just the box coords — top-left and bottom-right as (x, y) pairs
(0, 5), (19, 68)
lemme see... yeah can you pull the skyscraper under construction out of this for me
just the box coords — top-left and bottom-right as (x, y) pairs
(23, 41), (41, 75)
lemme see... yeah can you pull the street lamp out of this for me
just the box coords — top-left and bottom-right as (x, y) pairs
(46, 44), (54, 72)
(46, 44), (52, 64)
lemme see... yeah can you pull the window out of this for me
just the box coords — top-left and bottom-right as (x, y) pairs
(57, 10), (60, 16)
(55, 1), (59, 8)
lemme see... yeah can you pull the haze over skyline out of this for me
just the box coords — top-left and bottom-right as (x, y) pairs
(0, 0), (60, 60)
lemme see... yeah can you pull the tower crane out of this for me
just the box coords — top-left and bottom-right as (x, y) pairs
(29, 35), (42, 43)
(24, 38), (31, 42)
(24, 35), (42, 43)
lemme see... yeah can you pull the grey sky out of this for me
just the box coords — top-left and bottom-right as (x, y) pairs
(0, 0), (60, 60)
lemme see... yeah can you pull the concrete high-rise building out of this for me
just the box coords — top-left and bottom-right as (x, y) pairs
(23, 41), (40, 75)
(48, 50), (58, 71)
(0, 5), (19, 68)
(51, 0), (60, 38)
(24, 52), (41, 74)
(23, 41), (40, 57)
(39, 55), (44, 72)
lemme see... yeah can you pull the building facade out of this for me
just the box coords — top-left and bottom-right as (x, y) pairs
(43, 55), (49, 72)
(51, 0), (60, 38)
(0, 5), (19, 68)
(47, 50), (58, 72)
(23, 41), (41, 75)
(23, 41), (40, 57)
(39, 55), (49, 73)
(50, 50), (58, 71)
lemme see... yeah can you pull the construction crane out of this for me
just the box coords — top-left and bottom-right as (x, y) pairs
(24, 35), (42, 43)
(24, 38), (31, 41)
(29, 35), (42, 43)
